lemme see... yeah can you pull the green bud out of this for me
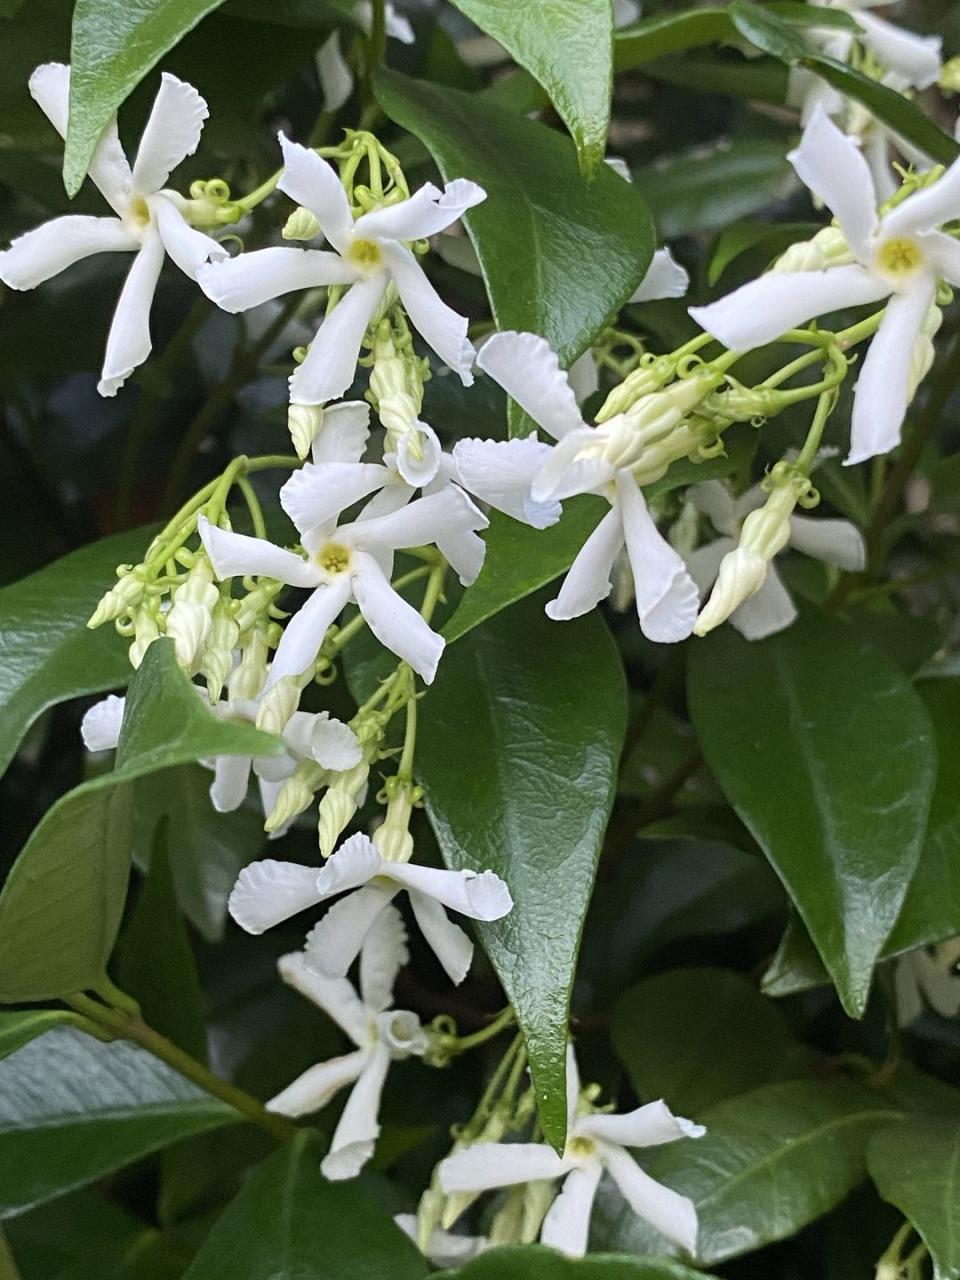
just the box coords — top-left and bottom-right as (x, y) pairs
(166, 558), (219, 670)
(318, 758), (371, 857)
(264, 760), (327, 834)
(372, 778), (422, 863)
(773, 226), (850, 274)
(130, 609), (161, 669)
(199, 600), (240, 703)
(87, 564), (147, 629)
(230, 628), (271, 701)
(596, 354), (677, 422)
(282, 206), (322, 240)
(940, 55), (960, 92)
(256, 675), (305, 736)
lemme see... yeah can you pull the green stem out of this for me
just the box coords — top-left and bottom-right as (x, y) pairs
(0, 1225), (23, 1280)
(447, 1007), (516, 1056)
(236, 475), (267, 538)
(795, 389), (836, 475)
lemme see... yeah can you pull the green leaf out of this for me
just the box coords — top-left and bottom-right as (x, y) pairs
(641, 52), (789, 106)
(593, 1080), (901, 1265)
(375, 68), (655, 438)
(687, 611), (936, 1016)
(439, 1246), (717, 1279)
(180, 1131), (428, 1279)
(0, 526), (152, 781)
(729, 0), (812, 61)
(613, 968), (794, 1116)
(0, 1027), (235, 1218)
(65, 0), (230, 195)
(614, 8), (735, 70)
(418, 593), (626, 1150)
(708, 221), (819, 287)
(0, 640), (279, 1003)
(449, 0), (613, 175)
(0, 1010), (77, 1062)
(869, 1119), (960, 1280)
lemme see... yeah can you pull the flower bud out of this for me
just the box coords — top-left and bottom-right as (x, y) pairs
(199, 600), (239, 703)
(908, 303), (943, 403)
(596, 354), (677, 422)
(288, 403), (325, 459)
(264, 760), (326, 834)
(318, 758), (370, 857)
(773, 225), (850, 274)
(256, 675), (305, 735)
(230, 627), (270, 701)
(282, 206), (321, 240)
(372, 780), (421, 863)
(129, 609), (161, 668)
(166, 559), (218, 670)
(88, 564), (147, 629)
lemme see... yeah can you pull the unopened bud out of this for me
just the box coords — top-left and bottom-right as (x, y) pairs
(264, 760), (326, 833)
(372, 779), (421, 863)
(908, 303), (942, 403)
(199, 601), (240, 702)
(773, 225), (850, 274)
(256, 675), (305, 735)
(941, 55), (960, 93)
(596, 354), (677, 422)
(230, 628), (270, 701)
(129, 609), (161, 669)
(288, 403), (325, 459)
(88, 564), (147, 628)
(318, 759), (370, 857)
(282, 206), (321, 240)
(166, 559), (218, 669)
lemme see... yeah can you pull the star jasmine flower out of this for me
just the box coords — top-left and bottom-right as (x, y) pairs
(317, 3), (414, 114)
(0, 64), (226, 396)
(894, 939), (960, 1027)
(228, 831), (513, 986)
(395, 1216), (489, 1267)
(453, 331), (701, 642)
(268, 906), (428, 1180)
(690, 107), (960, 465)
(438, 1048), (704, 1259)
(198, 481), (487, 688)
(198, 134), (486, 404)
(815, 0), (942, 92)
(685, 478), (866, 640)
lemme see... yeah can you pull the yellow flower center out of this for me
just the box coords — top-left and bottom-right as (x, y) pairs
(346, 238), (383, 271)
(127, 196), (152, 230)
(876, 236), (925, 281)
(567, 1135), (597, 1160)
(315, 541), (352, 575)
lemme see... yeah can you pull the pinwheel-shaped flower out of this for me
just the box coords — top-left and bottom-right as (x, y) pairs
(269, 907), (428, 1179)
(0, 64), (226, 396)
(198, 134), (485, 405)
(690, 107), (960, 465)
(228, 832), (513, 986)
(438, 1048), (704, 1258)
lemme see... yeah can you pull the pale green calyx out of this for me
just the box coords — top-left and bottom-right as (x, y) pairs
(283, 206), (322, 241)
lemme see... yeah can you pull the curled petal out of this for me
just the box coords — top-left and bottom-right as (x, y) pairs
(788, 107), (878, 262)
(601, 1141), (698, 1255)
(382, 241), (476, 384)
(307, 712), (363, 771)
(321, 1042), (391, 1180)
(439, 1143), (570, 1195)
(579, 1100), (705, 1150)
(267, 1048), (368, 1118)
(386, 862), (512, 921)
(435, 521), (487, 587)
(476, 332), (586, 440)
(278, 950), (371, 1044)
(150, 194), (226, 279)
(788, 515), (865, 571)
(352, 554), (445, 684)
(280, 462), (390, 538)
(98, 228), (166, 396)
(729, 564), (798, 642)
(209, 754), (253, 813)
(304, 882), (399, 977)
(546, 507), (624, 621)
(81, 695), (126, 752)
(348, 485), (486, 554)
(407, 891), (475, 986)
(854, 11), (941, 91)
(359, 903), (409, 1013)
(132, 73), (208, 194)
(312, 400), (372, 463)
(316, 31), (354, 113)
(618, 475), (699, 643)
(265, 578), (354, 688)
(229, 859), (323, 934)
(277, 132), (355, 254)
(629, 247), (689, 303)
(354, 178), (486, 242)
(453, 436), (562, 530)
(315, 833), (382, 901)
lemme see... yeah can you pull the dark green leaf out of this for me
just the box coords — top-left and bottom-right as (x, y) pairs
(593, 1080), (900, 1264)
(449, 0), (613, 174)
(65, 0), (231, 195)
(709, 222), (819, 287)
(375, 68), (654, 438)
(729, 1), (812, 61)
(180, 1131), (428, 1279)
(688, 611), (936, 1016)
(0, 641), (279, 1003)
(0, 1009), (78, 1062)
(641, 53), (789, 106)
(0, 1028), (235, 1218)
(614, 8), (735, 70)
(613, 968), (794, 1116)
(869, 1119), (960, 1280)
(221, 0), (355, 28)
(439, 1246), (716, 1279)
(418, 593), (626, 1150)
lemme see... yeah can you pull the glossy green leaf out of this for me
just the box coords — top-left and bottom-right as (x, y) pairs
(375, 68), (654, 437)
(613, 968), (794, 1116)
(869, 1119), (960, 1280)
(0, 526), (152, 780)
(418, 593), (626, 1150)
(0, 1009), (77, 1062)
(0, 1027), (235, 1218)
(65, 0), (231, 195)
(449, 0), (613, 174)
(641, 52), (789, 106)
(614, 8), (734, 70)
(439, 1246), (716, 1279)
(0, 641), (279, 1003)
(687, 611), (936, 1016)
(593, 1080), (900, 1264)
(181, 1131), (428, 1279)
(729, 0), (811, 60)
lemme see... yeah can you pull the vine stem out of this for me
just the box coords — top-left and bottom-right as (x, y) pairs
(0, 1225), (23, 1280)
(446, 1006), (516, 1056)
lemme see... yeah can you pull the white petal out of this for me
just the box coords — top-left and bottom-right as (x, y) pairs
(531, 428), (612, 503)
(546, 507), (623, 620)
(618, 475), (699, 643)
(277, 950), (371, 1044)
(688, 480), (740, 537)
(315, 832), (382, 901)
(290, 273), (388, 405)
(150, 194), (225, 279)
(475, 332), (585, 440)
(280, 462), (390, 537)
(394, 1217), (487, 1268)
(689, 265), (889, 353)
(228, 859), (323, 933)
(308, 712), (363, 770)
(258, 778), (289, 838)
(322, 1042), (391, 1180)
(382, 241), (475, 384)
(386, 862), (513, 921)
(352, 554), (445, 683)
(355, 178), (486, 242)
(267, 1048), (367, 1117)
(436, 521), (487, 587)
(918, 230), (960, 288)
(0, 215), (137, 290)
(579, 1101), (706, 1149)
(349, 484), (487, 553)
(729, 564), (797, 641)
(304, 883), (398, 977)
(882, 156), (960, 238)
(360, 903), (409, 1012)
(277, 133), (355, 254)
(439, 1143), (569, 1195)
(407, 891), (475, 985)
(540, 1164), (602, 1259)
(629, 248), (690, 303)
(685, 536), (736, 596)
(565, 1044), (582, 1133)
(788, 515), (865, 570)
(384, 3), (415, 42)
(199, 516), (320, 587)
(312, 401), (372, 463)
(132, 74), (207, 194)
(98, 228), (166, 396)
(601, 1141), (699, 1255)
(209, 755), (252, 813)
(452, 436), (561, 529)
(567, 350), (600, 405)
(81, 694), (126, 752)
(317, 31), (354, 113)
(847, 276), (936, 465)
(855, 11), (942, 90)
(198, 246), (357, 313)
(29, 63), (132, 214)
(393, 421), (442, 488)
(787, 107), (878, 262)
(265, 577), (354, 687)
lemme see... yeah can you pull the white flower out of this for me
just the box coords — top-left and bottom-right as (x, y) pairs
(198, 134), (485, 404)
(438, 1048), (704, 1259)
(199, 477), (487, 687)
(0, 64), (226, 396)
(229, 831), (512, 985)
(690, 107), (960, 465)
(268, 906), (427, 1180)
(453, 331), (700, 642)
(685, 478), (865, 640)
(894, 939), (960, 1027)
(317, 3), (415, 113)
(394, 1216), (489, 1267)
(80, 688), (360, 834)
